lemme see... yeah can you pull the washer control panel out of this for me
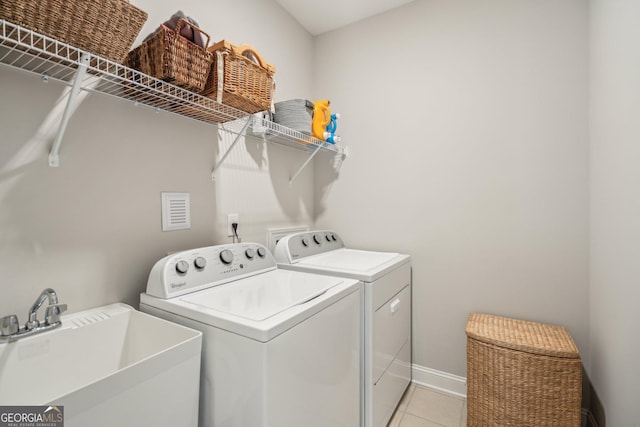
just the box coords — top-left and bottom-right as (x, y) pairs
(146, 243), (274, 299)
(274, 230), (344, 263)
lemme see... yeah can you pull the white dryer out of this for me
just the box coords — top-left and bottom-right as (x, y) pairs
(274, 231), (411, 427)
(140, 243), (361, 427)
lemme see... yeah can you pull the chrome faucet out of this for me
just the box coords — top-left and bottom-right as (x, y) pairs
(0, 288), (67, 343)
(26, 288), (64, 329)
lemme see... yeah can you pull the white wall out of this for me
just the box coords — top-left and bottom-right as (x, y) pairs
(589, 0), (640, 424)
(0, 0), (316, 316)
(313, 0), (589, 377)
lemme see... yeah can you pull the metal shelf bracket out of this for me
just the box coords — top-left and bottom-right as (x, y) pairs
(48, 52), (90, 167)
(289, 142), (325, 185)
(211, 116), (252, 180)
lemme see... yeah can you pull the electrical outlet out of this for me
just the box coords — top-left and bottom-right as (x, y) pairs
(227, 214), (239, 237)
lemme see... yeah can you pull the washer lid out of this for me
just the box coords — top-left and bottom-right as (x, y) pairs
(302, 248), (399, 270)
(180, 269), (345, 321)
(292, 248), (410, 281)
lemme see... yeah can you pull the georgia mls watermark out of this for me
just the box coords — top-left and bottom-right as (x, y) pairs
(0, 406), (63, 427)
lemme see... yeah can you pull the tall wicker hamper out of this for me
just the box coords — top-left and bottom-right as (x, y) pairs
(465, 313), (582, 426)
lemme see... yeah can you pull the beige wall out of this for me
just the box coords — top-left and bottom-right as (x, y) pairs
(0, 0), (317, 316)
(589, 0), (640, 424)
(313, 0), (590, 377)
(4, 1), (638, 422)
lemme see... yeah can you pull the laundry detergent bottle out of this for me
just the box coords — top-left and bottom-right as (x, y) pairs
(312, 99), (340, 143)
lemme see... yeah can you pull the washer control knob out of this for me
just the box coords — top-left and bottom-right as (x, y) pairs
(325, 233), (332, 242)
(219, 249), (234, 265)
(313, 234), (322, 245)
(301, 237), (309, 247)
(245, 248), (255, 259)
(194, 256), (206, 270)
(331, 233), (337, 241)
(257, 247), (266, 258)
(175, 260), (189, 274)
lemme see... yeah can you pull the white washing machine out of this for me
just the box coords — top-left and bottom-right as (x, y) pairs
(140, 243), (361, 427)
(274, 231), (411, 427)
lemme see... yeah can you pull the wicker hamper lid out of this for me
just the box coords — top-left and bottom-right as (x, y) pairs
(465, 312), (580, 359)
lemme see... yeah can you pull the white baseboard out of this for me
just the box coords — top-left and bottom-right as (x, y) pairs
(411, 364), (467, 398)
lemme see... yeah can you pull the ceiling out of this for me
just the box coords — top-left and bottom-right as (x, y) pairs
(274, 0), (416, 36)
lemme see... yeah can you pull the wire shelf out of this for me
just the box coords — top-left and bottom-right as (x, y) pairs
(0, 19), (345, 161)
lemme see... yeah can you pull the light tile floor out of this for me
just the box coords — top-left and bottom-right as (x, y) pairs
(388, 383), (467, 427)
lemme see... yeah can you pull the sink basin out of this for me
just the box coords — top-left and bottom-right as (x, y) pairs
(0, 303), (202, 427)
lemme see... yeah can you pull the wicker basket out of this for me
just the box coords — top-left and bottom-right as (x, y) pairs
(0, 0), (147, 63)
(465, 312), (582, 427)
(124, 19), (213, 93)
(202, 41), (275, 114)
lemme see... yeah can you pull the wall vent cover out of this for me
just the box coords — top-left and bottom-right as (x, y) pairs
(161, 192), (191, 231)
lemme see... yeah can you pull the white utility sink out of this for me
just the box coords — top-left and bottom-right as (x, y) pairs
(0, 303), (202, 427)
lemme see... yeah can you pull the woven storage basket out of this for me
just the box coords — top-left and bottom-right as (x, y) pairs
(0, 0), (147, 63)
(466, 312), (582, 427)
(124, 19), (213, 92)
(202, 41), (275, 114)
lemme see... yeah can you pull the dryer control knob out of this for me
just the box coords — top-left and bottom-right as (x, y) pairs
(313, 234), (322, 245)
(325, 233), (332, 242)
(245, 248), (255, 259)
(194, 257), (206, 269)
(331, 233), (337, 241)
(257, 247), (266, 258)
(219, 250), (234, 265)
(301, 237), (309, 247)
(175, 260), (189, 274)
